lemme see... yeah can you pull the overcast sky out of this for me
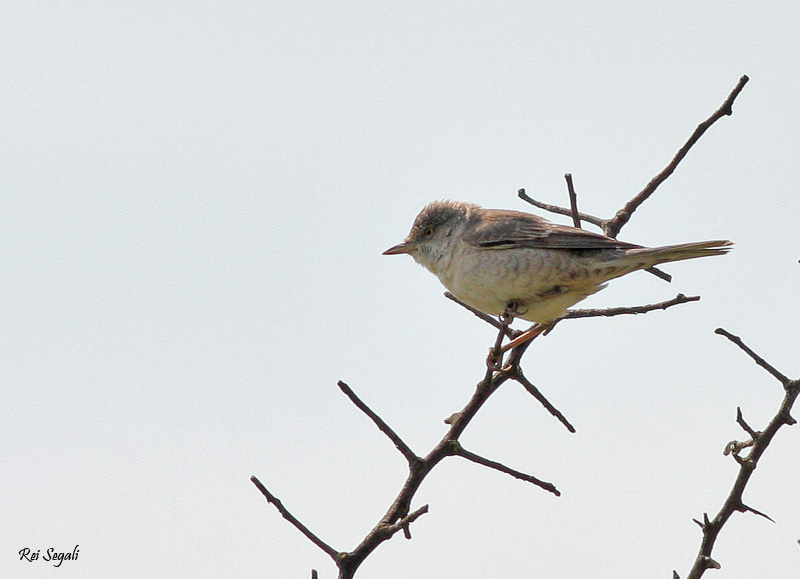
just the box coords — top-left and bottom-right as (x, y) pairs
(2, 2), (799, 578)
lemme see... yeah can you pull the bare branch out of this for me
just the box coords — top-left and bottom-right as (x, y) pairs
(338, 381), (421, 466)
(682, 331), (799, 579)
(714, 328), (792, 386)
(316, 321), (558, 578)
(564, 173), (581, 228)
(380, 504), (429, 538)
(735, 406), (758, 439)
(444, 291), (518, 338)
(518, 188), (605, 228)
(250, 476), (339, 560)
(604, 75), (749, 238)
(563, 294), (700, 320)
(453, 444), (560, 495)
(504, 364), (576, 433)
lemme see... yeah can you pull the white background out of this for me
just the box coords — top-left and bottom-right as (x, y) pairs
(2, 2), (799, 578)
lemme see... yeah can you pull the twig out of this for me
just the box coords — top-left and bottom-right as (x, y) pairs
(565, 173), (581, 228)
(518, 188), (604, 228)
(735, 406), (758, 439)
(380, 505), (429, 538)
(562, 294), (700, 319)
(453, 444), (560, 495)
(337, 381), (421, 466)
(447, 291), (699, 333)
(444, 292), (519, 338)
(250, 476), (339, 560)
(604, 75), (749, 238)
(714, 328), (791, 386)
(504, 364), (575, 433)
(519, 76), (749, 242)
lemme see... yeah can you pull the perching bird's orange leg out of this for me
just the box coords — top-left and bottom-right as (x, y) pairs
(500, 322), (553, 351)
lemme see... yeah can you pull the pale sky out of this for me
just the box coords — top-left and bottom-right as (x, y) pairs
(2, 2), (799, 578)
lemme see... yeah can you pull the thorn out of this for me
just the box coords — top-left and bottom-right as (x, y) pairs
(702, 556), (721, 570)
(692, 518), (704, 529)
(444, 412), (460, 425)
(741, 503), (776, 523)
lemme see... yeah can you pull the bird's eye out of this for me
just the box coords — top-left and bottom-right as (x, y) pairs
(422, 226), (435, 237)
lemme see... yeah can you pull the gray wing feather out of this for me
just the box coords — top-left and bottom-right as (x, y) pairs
(464, 210), (640, 250)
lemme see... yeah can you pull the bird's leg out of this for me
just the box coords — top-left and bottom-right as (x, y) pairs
(501, 321), (553, 351)
(486, 305), (517, 370)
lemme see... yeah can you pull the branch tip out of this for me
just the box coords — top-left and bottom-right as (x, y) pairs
(563, 294), (699, 321)
(603, 75), (749, 238)
(735, 406), (758, 438)
(250, 476), (339, 559)
(456, 445), (561, 495)
(507, 366), (575, 433)
(564, 173), (581, 229)
(715, 328), (792, 385)
(337, 381), (420, 465)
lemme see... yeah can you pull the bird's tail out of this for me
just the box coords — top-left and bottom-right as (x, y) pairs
(627, 240), (733, 266)
(593, 240), (732, 283)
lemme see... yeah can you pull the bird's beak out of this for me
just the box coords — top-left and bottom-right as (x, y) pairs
(382, 241), (413, 255)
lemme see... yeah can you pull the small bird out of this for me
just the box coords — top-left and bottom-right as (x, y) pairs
(384, 200), (731, 328)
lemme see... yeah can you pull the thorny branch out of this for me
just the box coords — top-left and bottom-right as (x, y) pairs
(519, 75), (750, 239)
(253, 315), (561, 579)
(604, 75), (749, 238)
(253, 76), (751, 578)
(675, 329), (799, 579)
(562, 293), (700, 320)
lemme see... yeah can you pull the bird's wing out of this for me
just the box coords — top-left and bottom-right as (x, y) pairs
(464, 209), (640, 250)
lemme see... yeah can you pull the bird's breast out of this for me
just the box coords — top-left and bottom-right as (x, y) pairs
(437, 245), (560, 316)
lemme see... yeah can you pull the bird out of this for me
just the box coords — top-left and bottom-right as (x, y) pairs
(383, 200), (731, 342)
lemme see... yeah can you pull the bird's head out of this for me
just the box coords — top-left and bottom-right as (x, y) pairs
(383, 200), (477, 271)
